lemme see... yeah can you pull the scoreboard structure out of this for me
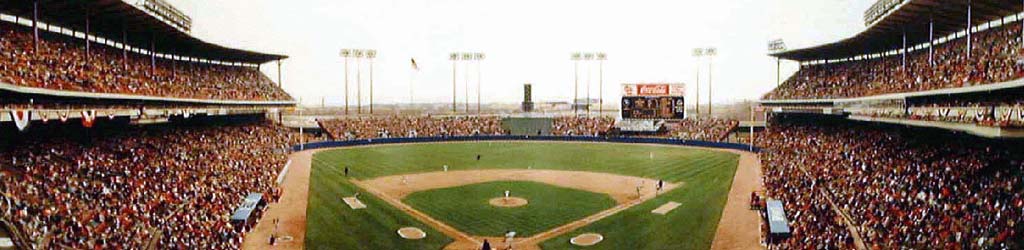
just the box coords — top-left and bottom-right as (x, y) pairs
(621, 83), (686, 120)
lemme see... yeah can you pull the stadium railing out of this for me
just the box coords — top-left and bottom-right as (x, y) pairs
(291, 135), (761, 153)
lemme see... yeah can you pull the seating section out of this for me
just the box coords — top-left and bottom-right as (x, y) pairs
(666, 118), (737, 141)
(319, 116), (739, 141)
(765, 22), (1024, 100)
(0, 21), (291, 101)
(552, 117), (614, 136)
(0, 122), (291, 249)
(318, 116), (507, 140)
(758, 119), (1023, 249)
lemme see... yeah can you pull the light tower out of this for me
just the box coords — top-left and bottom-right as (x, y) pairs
(704, 47), (717, 116)
(475, 53), (486, 113)
(450, 52), (459, 113)
(691, 48), (704, 116)
(570, 52), (583, 114)
(366, 49), (377, 114)
(354, 49), (364, 114)
(339, 49), (352, 115)
(462, 52), (473, 113)
(596, 52), (607, 115)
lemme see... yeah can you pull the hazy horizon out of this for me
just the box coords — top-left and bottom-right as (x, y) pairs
(165, 0), (873, 106)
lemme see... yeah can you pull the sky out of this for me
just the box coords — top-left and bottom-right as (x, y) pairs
(168, 0), (874, 106)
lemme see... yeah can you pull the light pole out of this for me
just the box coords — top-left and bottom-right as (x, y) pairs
(450, 53), (459, 113)
(355, 49), (364, 114)
(596, 52), (606, 115)
(462, 53), (473, 113)
(339, 49), (352, 115)
(705, 47), (717, 117)
(367, 50), (377, 114)
(691, 48), (704, 116)
(475, 53), (486, 114)
(584, 53), (594, 116)
(571, 52), (582, 114)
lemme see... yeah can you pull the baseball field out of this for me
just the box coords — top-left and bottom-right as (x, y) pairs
(301, 141), (743, 250)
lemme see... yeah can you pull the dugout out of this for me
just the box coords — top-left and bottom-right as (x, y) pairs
(764, 199), (792, 242)
(230, 193), (266, 231)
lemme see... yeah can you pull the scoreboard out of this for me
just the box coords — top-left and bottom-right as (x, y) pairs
(621, 83), (686, 119)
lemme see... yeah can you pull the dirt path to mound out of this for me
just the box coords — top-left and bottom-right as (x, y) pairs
(241, 150), (317, 250)
(355, 169), (679, 250)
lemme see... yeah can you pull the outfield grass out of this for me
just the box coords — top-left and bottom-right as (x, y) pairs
(403, 181), (617, 237)
(307, 141), (740, 250)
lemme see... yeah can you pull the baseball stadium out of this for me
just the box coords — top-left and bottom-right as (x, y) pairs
(1, 0), (1023, 250)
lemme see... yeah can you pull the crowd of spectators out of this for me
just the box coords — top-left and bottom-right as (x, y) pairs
(0, 21), (292, 101)
(552, 116), (614, 136)
(318, 116), (506, 140)
(0, 121), (291, 249)
(758, 117), (1023, 249)
(666, 118), (738, 141)
(765, 21), (1024, 100)
(318, 115), (740, 141)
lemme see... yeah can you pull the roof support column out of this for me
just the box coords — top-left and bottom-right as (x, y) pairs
(172, 56), (177, 79)
(902, 28), (907, 69)
(1021, 0), (1023, 49)
(32, 0), (38, 53)
(150, 35), (156, 77)
(776, 57), (781, 86)
(85, 7), (90, 61)
(929, 17), (934, 65)
(122, 28), (128, 70)
(967, 0), (972, 59)
(277, 60), (282, 88)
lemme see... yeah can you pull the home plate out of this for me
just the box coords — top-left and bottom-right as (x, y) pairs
(343, 197), (367, 209)
(651, 202), (681, 215)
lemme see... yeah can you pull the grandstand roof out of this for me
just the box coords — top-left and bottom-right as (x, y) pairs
(0, 0), (287, 64)
(771, 0), (1023, 61)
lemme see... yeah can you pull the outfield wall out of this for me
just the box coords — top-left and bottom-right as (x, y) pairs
(291, 136), (761, 153)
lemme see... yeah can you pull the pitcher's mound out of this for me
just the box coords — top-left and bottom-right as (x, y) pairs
(397, 227), (426, 240)
(570, 233), (604, 246)
(488, 197), (528, 207)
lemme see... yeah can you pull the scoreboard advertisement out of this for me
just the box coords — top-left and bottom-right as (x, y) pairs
(621, 83), (686, 119)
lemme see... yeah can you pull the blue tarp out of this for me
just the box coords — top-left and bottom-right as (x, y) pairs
(291, 135), (761, 153)
(230, 192), (263, 222)
(766, 199), (791, 235)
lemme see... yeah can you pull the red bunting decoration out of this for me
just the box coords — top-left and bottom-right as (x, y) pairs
(81, 110), (96, 128)
(10, 110), (31, 131)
